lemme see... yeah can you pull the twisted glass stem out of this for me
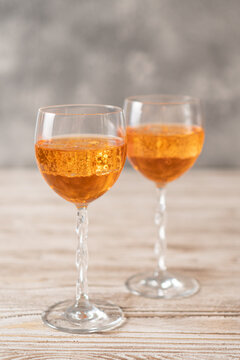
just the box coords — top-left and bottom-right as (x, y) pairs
(154, 187), (167, 273)
(75, 206), (89, 305)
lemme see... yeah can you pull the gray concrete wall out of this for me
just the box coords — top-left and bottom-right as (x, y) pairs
(1, 0), (239, 167)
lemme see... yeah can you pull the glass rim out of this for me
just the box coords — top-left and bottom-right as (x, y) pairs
(38, 104), (123, 116)
(125, 94), (200, 106)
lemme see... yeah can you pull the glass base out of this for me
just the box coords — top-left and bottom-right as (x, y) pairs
(126, 271), (199, 299)
(42, 299), (125, 333)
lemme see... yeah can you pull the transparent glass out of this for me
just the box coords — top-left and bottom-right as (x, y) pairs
(35, 104), (126, 333)
(124, 95), (205, 299)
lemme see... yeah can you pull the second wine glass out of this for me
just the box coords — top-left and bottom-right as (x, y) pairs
(124, 95), (205, 299)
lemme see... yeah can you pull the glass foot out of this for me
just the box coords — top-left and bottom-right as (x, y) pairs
(42, 299), (125, 333)
(126, 271), (199, 299)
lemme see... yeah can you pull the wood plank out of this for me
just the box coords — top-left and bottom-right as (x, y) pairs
(0, 169), (240, 359)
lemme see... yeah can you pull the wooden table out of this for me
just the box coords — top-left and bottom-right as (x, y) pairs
(0, 169), (240, 359)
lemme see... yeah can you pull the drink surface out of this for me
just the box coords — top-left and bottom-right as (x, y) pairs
(35, 135), (126, 205)
(127, 124), (204, 186)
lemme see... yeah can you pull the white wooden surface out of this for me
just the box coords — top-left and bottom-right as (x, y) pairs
(0, 169), (240, 359)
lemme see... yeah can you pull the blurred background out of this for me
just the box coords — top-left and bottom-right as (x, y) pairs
(1, 0), (239, 168)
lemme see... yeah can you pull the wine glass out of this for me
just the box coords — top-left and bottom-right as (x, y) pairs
(124, 95), (204, 299)
(35, 104), (126, 333)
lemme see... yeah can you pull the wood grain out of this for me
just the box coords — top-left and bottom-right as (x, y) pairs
(0, 169), (240, 359)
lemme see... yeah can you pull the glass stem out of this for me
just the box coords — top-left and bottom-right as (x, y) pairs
(154, 187), (167, 273)
(75, 206), (89, 306)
